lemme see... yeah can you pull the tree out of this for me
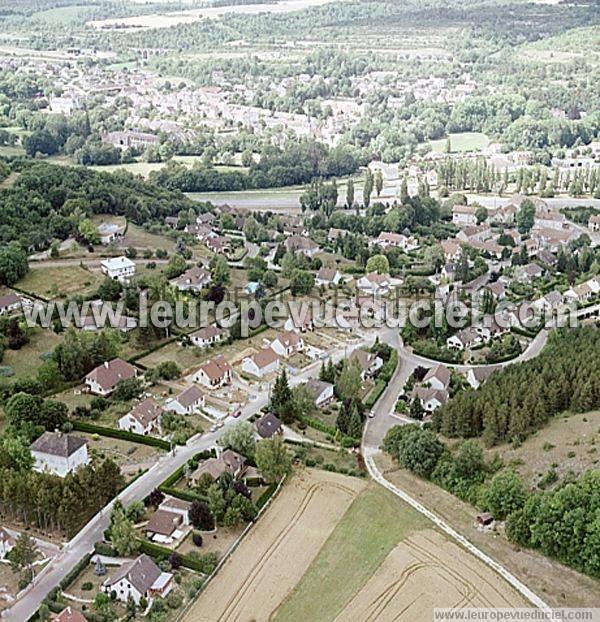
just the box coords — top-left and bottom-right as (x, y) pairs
(112, 378), (143, 401)
(475, 205), (488, 224)
(109, 503), (140, 556)
(289, 269), (314, 295)
(97, 277), (123, 302)
(9, 533), (37, 584)
(78, 219), (99, 245)
(365, 254), (389, 275)
(271, 370), (294, 422)
(483, 471), (527, 520)
(6, 318), (29, 350)
(164, 254), (187, 279)
(363, 168), (373, 207)
(409, 398), (425, 421)
(336, 359), (362, 402)
(255, 437), (292, 483)
(346, 178), (355, 209)
(517, 199), (535, 234)
(146, 488), (165, 508)
(374, 170), (384, 197)
(218, 421), (256, 457)
(0, 243), (29, 286)
(210, 254), (230, 285)
(189, 500), (214, 530)
(397, 428), (444, 478)
(5, 392), (43, 430)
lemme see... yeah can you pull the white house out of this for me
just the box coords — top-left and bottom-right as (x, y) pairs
(349, 349), (383, 380)
(118, 398), (163, 436)
(30, 432), (89, 478)
(194, 355), (232, 388)
(145, 509), (185, 544)
(97, 222), (124, 245)
(85, 358), (137, 396)
(373, 232), (419, 251)
(190, 325), (229, 348)
(241, 347), (280, 378)
(100, 256), (135, 283)
(452, 204), (477, 226)
(0, 293), (22, 315)
(315, 267), (341, 287)
(588, 215), (600, 232)
(270, 331), (304, 358)
(413, 387), (449, 412)
(422, 364), (451, 392)
(304, 379), (334, 408)
(173, 266), (212, 293)
(356, 273), (391, 296)
(159, 496), (192, 525)
(164, 385), (205, 415)
(0, 528), (15, 559)
(466, 365), (501, 389)
(446, 327), (482, 351)
(102, 554), (173, 605)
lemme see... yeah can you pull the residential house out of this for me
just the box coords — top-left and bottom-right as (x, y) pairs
(457, 224), (492, 244)
(588, 215), (600, 232)
(51, 607), (87, 622)
(0, 528), (15, 559)
(270, 331), (304, 358)
(190, 449), (247, 484)
(206, 235), (231, 255)
(487, 281), (506, 300)
(164, 216), (179, 229)
(413, 386), (449, 412)
(446, 327), (482, 350)
(145, 509), (185, 544)
(452, 204), (477, 226)
(197, 212), (216, 227)
(164, 385), (205, 415)
(373, 232), (419, 251)
(97, 222), (124, 245)
(159, 496), (192, 525)
(0, 292), (22, 315)
(194, 355), (232, 388)
(30, 432), (89, 478)
(440, 239), (462, 262)
(349, 349), (383, 379)
(100, 256), (135, 283)
(536, 249), (557, 267)
(284, 236), (320, 258)
(517, 263), (544, 283)
(173, 266), (212, 293)
(283, 309), (315, 333)
(316, 267), (342, 286)
(422, 364), (451, 392)
(102, 130), (159, 149)
(255, 412), (283, 439)
(185, 223), (215, 242)
(119, 398), (163, 436)
(241, 347), (280, 378)
(85, 358), (137, 396)
(327, 227), (346, 242)
(102, 554), (173, 605)
(190, 325), (229, 348)
(533, 290), (564, 314)
(304, 379), (335, 408)
(356, 273), (391, 296)
(466, 365), (501, 389)
(564, 278), (599, 305)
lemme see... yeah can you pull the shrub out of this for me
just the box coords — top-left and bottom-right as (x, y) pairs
(192, 532), (203, 547)
(81, 582), (93, 591)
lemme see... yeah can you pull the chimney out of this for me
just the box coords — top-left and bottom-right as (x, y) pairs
(104, 361), (109, 368)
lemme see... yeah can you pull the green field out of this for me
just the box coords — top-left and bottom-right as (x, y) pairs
(0, 327), (63, 385)
(429, 132), (490, 153)
(31, 5), (92, 24)
(274, 484), (429, 621)
(17, 265), (103, 300)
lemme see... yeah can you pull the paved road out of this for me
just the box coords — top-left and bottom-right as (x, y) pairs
(5, 335), (367, 621)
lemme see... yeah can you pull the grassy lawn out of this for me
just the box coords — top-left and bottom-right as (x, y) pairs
(18, 265), (103, 299)
(0, 327), (63, 384)
(274, 483), (428, 621)
(122, 223), (177, 253)
(429, 131), (490, 153)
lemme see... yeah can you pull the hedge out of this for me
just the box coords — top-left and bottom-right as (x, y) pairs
(255, 482), (278, 511)
(137, 540), (214, 573)
(59, 552), (93, 590)
(159, 486), (208, 504)
(364, 380), (386, 409)
(296, 415), (360, 446)
(71, 420), (172, 449)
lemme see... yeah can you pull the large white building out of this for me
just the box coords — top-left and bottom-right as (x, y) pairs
(30, 432), (89, 478)
(100, 256), (135, 283)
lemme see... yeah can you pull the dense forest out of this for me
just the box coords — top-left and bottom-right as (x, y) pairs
(0, 162), (197, 249)
(433, 328), (600, 445)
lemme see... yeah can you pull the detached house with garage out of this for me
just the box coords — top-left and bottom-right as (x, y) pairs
(270, 331), (304, 358)
(85, 358), (138, 396)
(30, 432), (89, 478)
(304, 379), (335, 408)
(190, 325), (229, 348)
(173, 266), (212, 293)
(255, 412), (283, 439)
(102, 554), (173, 605)
(315, 267), (342, 287)
(241, 347), (280, 378)
(422, 364), (451, 392)
(100, 256), (135, 283)
(118, 398), (164, 436)
(164, 385), (205, 415)
(349, 349), (383, 380)
(194, 355), (232, 388)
